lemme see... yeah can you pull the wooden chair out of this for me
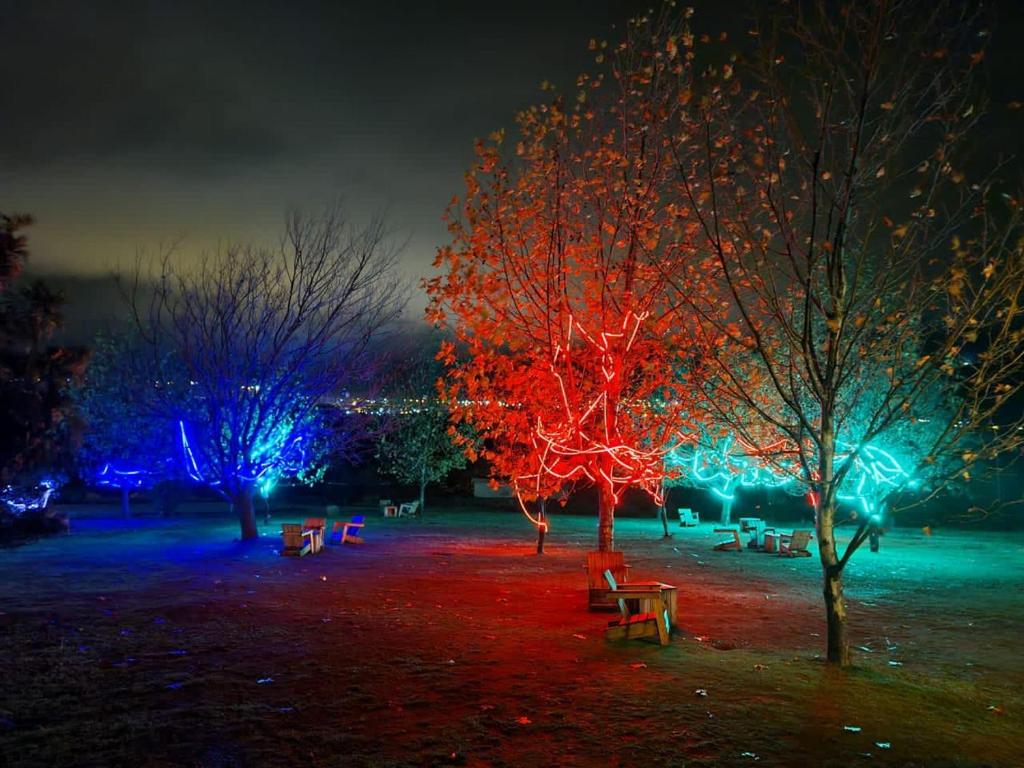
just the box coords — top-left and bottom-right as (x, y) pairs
(585, 552), (676, 615)
(779, 529), (813, 557)
(739, 517), (767, 548)
(713, 527), (743, 551)
(331, 515), (365, 545)
(397, 500), (420, 517)
(585, 551), (631, 611)
(677, 508), (700, 527)
(280, 523), (313, 557)
(303, 517), (326, 553)
(603, 570), (671, 646)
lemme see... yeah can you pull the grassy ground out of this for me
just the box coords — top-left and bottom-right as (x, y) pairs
(0, 505), (1021, 767)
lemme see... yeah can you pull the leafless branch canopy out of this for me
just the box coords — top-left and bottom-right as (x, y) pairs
(123, 208), (408, 495)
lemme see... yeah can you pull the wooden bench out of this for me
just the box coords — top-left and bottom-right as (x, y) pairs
(303, 517), (326, 553)
(603, 570), (673, 646)
(779, 529), (813, 557)
(739, 517), (767, 548)
(678, 508), (700, 527)
(585, 551), (631, 611)
(398, 500), (420, 517)
(713, 527), (743, 551)
(281, 523), (313, 557)
(331, 515), (365, 545)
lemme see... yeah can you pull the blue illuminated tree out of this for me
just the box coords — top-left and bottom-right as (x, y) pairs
(73, 331), (184, 517)
(127, 209), (407, 540)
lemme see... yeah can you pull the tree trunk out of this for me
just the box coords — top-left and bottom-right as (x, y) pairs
(817, 433), (850, 665)
(536, 498), (546, 555)
(234, 486), (259, 541)
(419, 466), (427, 514)
(120, 485), (131, 518)
(597, 482), (615, 552)
(824, 563), (849, 665)
(658, 482), (671, 537)
(719, 494), (735, 526)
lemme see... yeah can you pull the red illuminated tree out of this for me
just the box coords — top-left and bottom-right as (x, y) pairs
(429, 10), (720, 552)
(437, 344), (570, 554)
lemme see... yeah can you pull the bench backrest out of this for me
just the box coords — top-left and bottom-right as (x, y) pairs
(587, 551), (626, 590)
(351, 515), (364, 525)
(303, 517), (326, 530)
(281, 524), (305, 548)
(789, 530), (812, 551)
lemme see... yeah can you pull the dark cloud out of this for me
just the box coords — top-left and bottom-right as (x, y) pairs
(1, 0), (652, 174)
(2, 0), (657, 313)
(2, 0), (1022, 338)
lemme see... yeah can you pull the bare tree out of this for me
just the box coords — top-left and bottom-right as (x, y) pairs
(669, 0), (1024, 664)
(126, 209), (407, 540)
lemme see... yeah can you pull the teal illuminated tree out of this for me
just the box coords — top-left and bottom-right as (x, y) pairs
(666, 430), (793, 525)
(127, 209), (407, 540)
(666, 1), (1024, 664)
(831, 379), (962, 532)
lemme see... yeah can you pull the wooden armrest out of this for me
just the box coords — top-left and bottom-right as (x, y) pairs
(621, 580), (672, 589)
(611, 589), (672, 601)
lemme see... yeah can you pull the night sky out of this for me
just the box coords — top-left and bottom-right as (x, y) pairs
(3, 0), (1022, 340)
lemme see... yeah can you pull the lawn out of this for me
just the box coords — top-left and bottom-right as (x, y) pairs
(1, 505), (1021, 767)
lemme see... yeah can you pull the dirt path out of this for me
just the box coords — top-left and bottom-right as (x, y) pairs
(1, 509), (1022, 767)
